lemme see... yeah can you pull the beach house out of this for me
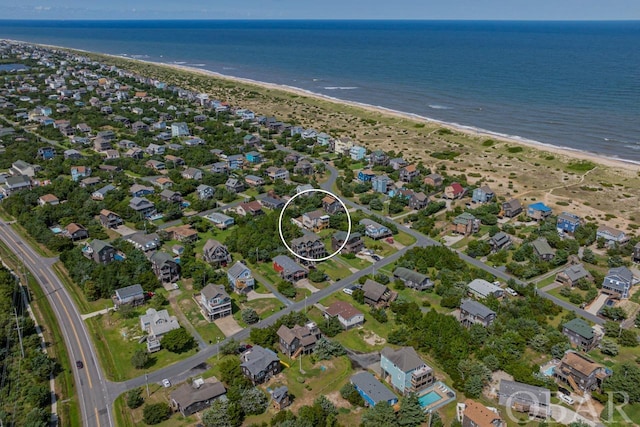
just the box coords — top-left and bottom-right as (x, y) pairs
(198, 284), (232, 321)
(498, 380), (550, 419)
(226, 261), (255, 294)
(557, 212), (582, 234)
(380, 346), (434, 395)
(323, 301), (364, 330)
(601, 266), (635, 299)
(459, 299), (496, 328)
(472, 185), (494, 204)
(562, 318), (599, 351)
(351, 372), (398, 407)
(527, 202), (552, 222)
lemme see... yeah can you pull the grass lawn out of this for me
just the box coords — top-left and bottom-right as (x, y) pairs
(317, 259), (352, 281)
(450, 235), (471, 249)
(349, 162), (365, 170)
(338, 254), (371, 270)
(52, 261), (113, 314)
(176, 291), (226, 344)
(364, 237), (397, 257)
(536, 275), (557, 288)
(394, 231), (417, 246)
(255, 262), (284, 286)
(604, 402), (640, 426)
(85, 308), (197, 381)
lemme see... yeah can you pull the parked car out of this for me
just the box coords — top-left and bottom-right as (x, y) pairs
(559, 393), (574, 405)
(162, 379), (171, 388)
(343, 286), (355, 295)
(371, 255), (381, 262)
(505, 287), (518, 296)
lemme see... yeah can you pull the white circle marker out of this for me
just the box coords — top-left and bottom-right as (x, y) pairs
(277, 188), (352, 263)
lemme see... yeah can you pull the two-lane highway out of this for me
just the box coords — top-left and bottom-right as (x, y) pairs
(0, 220), (113, 427)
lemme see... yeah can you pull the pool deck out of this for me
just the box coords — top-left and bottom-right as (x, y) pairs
(418, 381), (457, 412)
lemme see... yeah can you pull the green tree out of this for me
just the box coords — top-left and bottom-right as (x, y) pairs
(314, 337), (346, 360)
(220, 339), (240, 355)
(319, 315), (343, 338)
(24, 408), (49, 427)
(240, 387), (269, 415)
(203, 399), (231, 427)
(464, 375), (486, 398)
(131, 348), (149, 369)
(604, 363), (640, 403)
(160, 327), (195, 353)
(361, 401), (398, 427)
(618, 329), (639, 347)
(149, 293), (168, 310)
(397, 393), (424, 427)
(581, 248), (596, 264)
(309, 269), (327, 283)
(340, 382), (365, 406)
(352, 288), (365, 304)
(241, 308), (260, 325)
(142, 402), (171, 425)
(277, 281), (297, 298)
(600, 338), (619, 356)
(126, 388), (144, 409)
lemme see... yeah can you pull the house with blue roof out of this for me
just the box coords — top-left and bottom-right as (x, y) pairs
(527, 202), (552, 222)
(357, 169), (376, 183)
(245, 151), (263, 164)
(37, 146), (55, 160)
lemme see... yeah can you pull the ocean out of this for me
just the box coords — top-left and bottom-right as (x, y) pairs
(1, 20), (639, 162)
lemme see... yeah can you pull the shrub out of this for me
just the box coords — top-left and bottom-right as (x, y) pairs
(142, 402), (171, 425)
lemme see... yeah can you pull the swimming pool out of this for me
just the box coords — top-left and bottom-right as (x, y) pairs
(418, 391), (441, 407)
(50, 227), (62, 234)
(543, 366), (555, 376)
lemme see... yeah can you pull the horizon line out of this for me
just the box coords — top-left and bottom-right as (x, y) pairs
(1, 18), (640, 22)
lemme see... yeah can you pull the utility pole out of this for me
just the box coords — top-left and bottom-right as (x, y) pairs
(216, 336), (221, 360)
(14, 308), (24, 359)
(145, 372), (149, 397)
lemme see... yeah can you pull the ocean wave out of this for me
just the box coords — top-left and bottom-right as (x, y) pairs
(324, 86), (358, 90)
(222, 67), (236, 70)
(188, 63), (206, 67)
(130, 54), (150, 59)
(624, 145), (640, 151)
(171, 61), (187, 64)
(429, 104), (451, 110)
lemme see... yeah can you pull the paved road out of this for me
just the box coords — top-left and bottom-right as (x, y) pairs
(0, 220), (114, 427)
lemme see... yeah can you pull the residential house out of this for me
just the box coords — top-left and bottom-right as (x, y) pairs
(333, 137), (354, 155)
(243, 134), (260, 146)
(557, 212), (582, 234)
(369, 150), (389, 166)
(237, 201), (264, 217)
(393, 267), (433, 291)
(140, 308), (180, 352)
(323, 301), (364, 330)
(129, 197), (156, 218)
(271, 386), (291, 411)
(170, 381), (226, 417)
(497, 380), (551, 419)
(196, 184), (214, 200)
(277, 322), (322, 357)
(291, 232), (327, 261)
(146, 143), (165, 156)
(472, 186), (495, 204)
(322, 195), (343, 214)
(0, 176), (32, 196)
(70, 166), (90, 182)
(211, 162), (229, 174)
(37, 146), (55, 160)
(93, 137), (112, 152)
(113, 284), (145, 308)
(531, 238), (555, 261)
(316, 132), (331, 146)
(245, 175), (264, 187)
(459, 299), (496, 328)
(199, 284), (232, 321)
(146, 159), (166, 171)
(554, 351), (610, 392)
(205, 212), (234, 229)
(633, 242), (640, 263)
(332, 231), (364, 254)
(489, 232), (512, 251)
(424, 173), (443, 188)
(62, 223), (88, 241)
(556, 264), (592, 287)
(261, 195), (285, 210)
(273, 255), (308, 283)
(245, 151), (262, 164)
(468, 279), (504, 299)
(294, 159), (314, 175)
(350, 145), (366, 161)
(501, 199), (523, 218)
(409, 192), (429, 210)
(227, 261), (255, 294)
(80, 177), (102, 188)
(165, 224), (198, 243)
(240, 345), (282, 385)
(202, 239), (232, 267)
(562, 318), (599, 352)
(266, 166), (289, 181)
(226, 154), (244, 170)
(182, 167), (203, 181)
(360, 219), (392, 240)
(527, 202), (552, 222)
(171, 122), (190, 137)
(596, 225), (630, 246)
(380, 346), (434, 395)
(150, 252), (180, 283)
(399, 165), (419, 183)
(130, 184), (154, 198)
(295, 184), (314, 195)
(225, 177), (245, 194)
(351, 372), (398, 407)
(451, 212), (481, 236)
(362, 279), (396, 307)
(125, 232), (161, 253)
(357, 169), (376, 183)
(76, 123), (91, 133)
(99, 209), (123, 229)
(444, 182), (465, 199)
(389, 157), (408, 170)
(371, 175), (392, 194)
(125, 148), (144, 159)
(301, 210), (330, 232)
(164, 155), (185, 167)
(160, 189), (182, 203)
(82, 239), (116, 264)
(64, 149), (83, 159)
(38, 194), (59, 206)
(91, 184), (115, 201)
(459, 400), (505, 427)
(601, 266), (635, 299)
(131, 121), (149, 133)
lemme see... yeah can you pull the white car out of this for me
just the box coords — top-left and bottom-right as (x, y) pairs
(343, 287), (354, 295)
(505, 287), (518, 296)
(559, 393), (574, 405)
(162, 378), (171, 388)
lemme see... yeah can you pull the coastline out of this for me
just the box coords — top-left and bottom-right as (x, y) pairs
(7, 38), (639, 171)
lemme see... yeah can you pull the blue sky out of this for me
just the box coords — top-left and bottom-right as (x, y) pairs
(0, 0), (639, 20)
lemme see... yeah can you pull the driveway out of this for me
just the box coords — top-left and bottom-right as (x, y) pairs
(113, 225), (137, 236)
(586, 293), (608, 315)
(215, 315), (243, 337)
(550, 404), (598, 427)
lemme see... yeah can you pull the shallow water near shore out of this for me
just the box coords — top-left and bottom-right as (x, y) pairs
(1, 19), (639, 162)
